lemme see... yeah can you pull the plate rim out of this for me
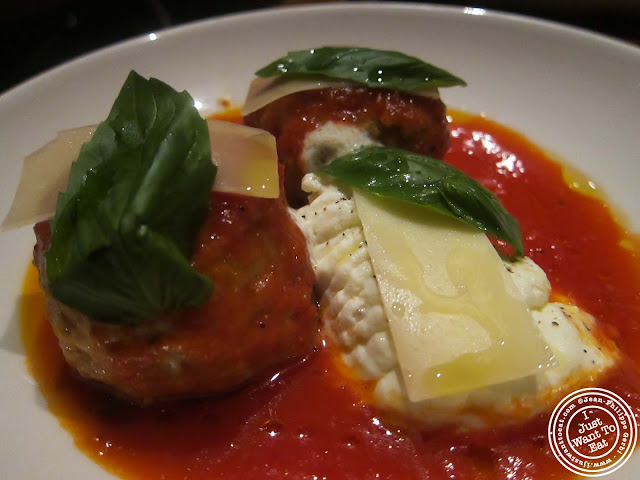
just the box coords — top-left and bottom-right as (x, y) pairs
(1, 3), (640, 479)
(2, 2), (639, 103)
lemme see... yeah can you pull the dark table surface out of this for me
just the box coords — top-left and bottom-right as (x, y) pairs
(2, 0), (639, 96)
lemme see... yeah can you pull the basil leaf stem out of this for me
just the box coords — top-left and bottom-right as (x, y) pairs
(256, 46), (466, 92)
(318, 146), (524, 257)
(45, 71), (216, 325)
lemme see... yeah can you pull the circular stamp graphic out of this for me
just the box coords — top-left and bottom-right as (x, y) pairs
(548, 388), (637, 477)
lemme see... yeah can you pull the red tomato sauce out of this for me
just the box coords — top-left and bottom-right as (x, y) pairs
(21, 111), (640, 480)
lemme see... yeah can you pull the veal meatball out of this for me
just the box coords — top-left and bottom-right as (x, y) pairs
(244, 87), (449, 207)
(33, 190), (318, 404)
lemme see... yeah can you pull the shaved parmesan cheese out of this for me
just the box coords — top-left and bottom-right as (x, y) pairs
(207, 119), (279, 198)
(353, 191), (556, 401)
(1, 125), (96, 230)
(2, 120), (279, 231)
(242, 76), (440, 116)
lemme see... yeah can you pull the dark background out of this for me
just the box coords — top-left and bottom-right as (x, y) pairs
(2, 0), (639, 95)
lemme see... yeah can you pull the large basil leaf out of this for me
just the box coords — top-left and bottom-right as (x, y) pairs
(319, 146), (524, 257)
(45, 71), (216, 324)
(255, 46), (466, 91)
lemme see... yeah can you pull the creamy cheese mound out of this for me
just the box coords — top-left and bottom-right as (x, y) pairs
(301, 122), (380, 174)
(295, 173), (617, 428)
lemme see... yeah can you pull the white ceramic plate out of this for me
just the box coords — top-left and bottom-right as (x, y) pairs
(1, 3), (639, 479)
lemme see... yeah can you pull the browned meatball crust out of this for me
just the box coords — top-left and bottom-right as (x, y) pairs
(244, 87), (449, 207)
(33, 189), (318, 405)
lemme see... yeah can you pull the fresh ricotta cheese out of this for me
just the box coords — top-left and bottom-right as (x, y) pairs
(295, 172), (617, 427)
(301, 122), (380, 174)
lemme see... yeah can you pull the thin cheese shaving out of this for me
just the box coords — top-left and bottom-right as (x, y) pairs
(242, 76), (440, 116)
(354, 191), (556, 401)
(2, 120), (279, 230)
(208, 119), (279, 198)
(1, 125), (96, 230)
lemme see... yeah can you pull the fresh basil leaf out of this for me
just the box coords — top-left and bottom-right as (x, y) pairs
(318, 146), (524, 257)
(255, 46), (466, 91)
(46, 71), (216, 325)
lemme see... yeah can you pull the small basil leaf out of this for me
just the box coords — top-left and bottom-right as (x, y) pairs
(318, 146), (524, 257)
(255, 46), (466, 92)
(45, 71), (216, 325)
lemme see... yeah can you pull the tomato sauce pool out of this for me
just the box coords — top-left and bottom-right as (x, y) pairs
(21, 111), (640, 480)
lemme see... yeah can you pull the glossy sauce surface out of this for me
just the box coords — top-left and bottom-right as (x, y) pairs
(21, 111), (640, 480)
